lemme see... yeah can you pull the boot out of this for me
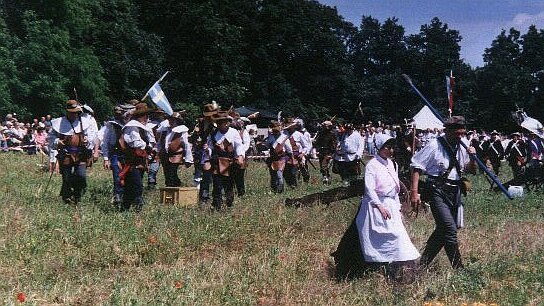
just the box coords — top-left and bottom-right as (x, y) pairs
(445, 244), (464, 269)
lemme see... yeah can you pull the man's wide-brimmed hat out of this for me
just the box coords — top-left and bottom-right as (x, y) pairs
(211, 111), (232, 122)
(203, 102), (219, 117)
(490, 130), (499, 136)
(169, 110), (186, 123)
(444, 116), (466, 129)
(66, 100), (82, 113)
(322, 120), (333, 126)
(132, 102), (152, 117)
(511, 132), (521, 137)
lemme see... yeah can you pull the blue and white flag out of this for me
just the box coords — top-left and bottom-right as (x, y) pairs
(145, 71), (173, 116)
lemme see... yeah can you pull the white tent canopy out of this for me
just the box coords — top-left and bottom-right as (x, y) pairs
(412, 105), (444, 130)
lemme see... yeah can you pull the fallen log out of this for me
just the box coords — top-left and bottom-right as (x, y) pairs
(285, 179), (364, 208)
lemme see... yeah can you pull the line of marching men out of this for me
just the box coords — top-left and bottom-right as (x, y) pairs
(47, 99), (257, 211)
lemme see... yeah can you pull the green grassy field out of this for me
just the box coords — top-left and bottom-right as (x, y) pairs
(0, 153), (543, 305)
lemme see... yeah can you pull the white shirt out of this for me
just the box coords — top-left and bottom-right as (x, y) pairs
(411, 137), (470, 180)
(207, 127), (244, 157)
(335, 130), (364, 162)
(48, 115), (96, 150)
(266, 132), (293, 154)
(164, 125), (193, 163)
(100, 120), (124, 160)
(122, 119), (155, 150)
(284, 130), (311, 155)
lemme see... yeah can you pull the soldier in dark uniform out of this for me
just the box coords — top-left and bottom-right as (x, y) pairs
(505, 132), (526, 184)
(487, 130), (504, 175)
(314, 120), (337, 185)
(190, 103), (219, 205)
(410, 116), (476, 270)
(475, 133), (489, 174)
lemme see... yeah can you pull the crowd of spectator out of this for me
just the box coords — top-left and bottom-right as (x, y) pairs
(1, 113), (53, 155)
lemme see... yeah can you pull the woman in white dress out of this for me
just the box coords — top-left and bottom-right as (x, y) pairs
(355, 133), (419, 276)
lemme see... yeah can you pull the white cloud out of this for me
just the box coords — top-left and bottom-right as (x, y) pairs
(510, 11), (544, 28)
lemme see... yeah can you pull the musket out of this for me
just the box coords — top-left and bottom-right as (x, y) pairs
(402, 74), (513, 200)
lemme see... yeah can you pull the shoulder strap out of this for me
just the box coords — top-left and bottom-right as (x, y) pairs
(437, 136), (462, 177)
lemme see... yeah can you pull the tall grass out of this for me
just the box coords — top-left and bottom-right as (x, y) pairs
(0, 153), (542, 305)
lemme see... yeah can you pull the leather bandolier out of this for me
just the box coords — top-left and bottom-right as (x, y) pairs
(288, 135), (300, 165)
(119, 127), (150, 186)
(211, 130), (235, 176)
(267, 135), (288, 171)
(166, 132), (186, 164)
(58, 118), (91, 167)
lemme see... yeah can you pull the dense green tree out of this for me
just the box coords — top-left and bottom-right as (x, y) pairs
(0, 14), (21, 115)
(475, 29), (528, 130)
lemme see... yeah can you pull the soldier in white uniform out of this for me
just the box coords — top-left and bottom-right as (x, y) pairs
(410, 116), (476, 270)
(266, 121), (292, 193)
(207, 111), (245, 210)
(282, 118), (311, 187)
(48, 100), (96, 204)
(334, 123), (364, 186)
(120, 103), (156, 212)
(157, 111), (193, 187)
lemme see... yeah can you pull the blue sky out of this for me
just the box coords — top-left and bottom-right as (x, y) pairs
(318, 0), (544, 67)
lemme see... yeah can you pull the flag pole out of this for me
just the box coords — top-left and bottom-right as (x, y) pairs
(141, 71), (170, 101)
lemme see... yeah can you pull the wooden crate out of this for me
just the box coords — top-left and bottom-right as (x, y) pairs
(159, 187), (198, 207)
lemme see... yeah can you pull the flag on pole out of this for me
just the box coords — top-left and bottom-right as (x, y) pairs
(446, 70), (455, 115)
(145, 71), (173, 116)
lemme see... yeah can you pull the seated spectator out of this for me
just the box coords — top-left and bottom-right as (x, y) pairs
(0, 127), (8, 152)
(22, 128), (36, 155)
(35, 126), (48, 155)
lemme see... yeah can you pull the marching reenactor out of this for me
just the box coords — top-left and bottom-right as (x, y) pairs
(505, 132), (527, 184)
(158, 111), (193, 187)
(119, 103), (156, 212)
(333, 123), (364, 186)
(475, 133), (489, 174)
(527, 132), (543, 168)
(101, 104), (132, 206)
(314, 120), (337, 185)
(207, 111), (245, 210)
(48, 100), (96, 204)
(487, 130), (504, 175)
(282, 118), (311, 188)
(410, 116), (476, 270)
(266, 121), (292, 193)
(145, 110), (166, 190)
(190, 102), (219, 205)
(299, 121), (313, 183)
(230, 112), (251, 197)
(81, 104), (100, 165)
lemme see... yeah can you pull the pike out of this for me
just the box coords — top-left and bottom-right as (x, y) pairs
(402, 74), (513, 200)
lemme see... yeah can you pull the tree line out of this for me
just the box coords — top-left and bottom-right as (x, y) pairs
(1, 0), (543, 131)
